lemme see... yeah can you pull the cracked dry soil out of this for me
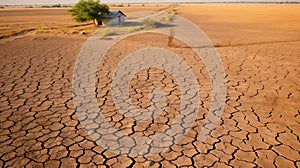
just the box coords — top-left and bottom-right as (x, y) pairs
(1, 4), (300, 168)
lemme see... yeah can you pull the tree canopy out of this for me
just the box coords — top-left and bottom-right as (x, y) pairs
(69, 0), (109, 27)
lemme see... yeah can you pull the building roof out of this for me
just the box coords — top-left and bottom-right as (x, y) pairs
(102, 10), (126, 19)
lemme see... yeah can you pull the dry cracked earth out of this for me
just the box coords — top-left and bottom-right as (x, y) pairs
(1, 10), (300, 168)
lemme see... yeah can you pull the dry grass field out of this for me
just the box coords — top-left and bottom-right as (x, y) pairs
(0, 5), (169, 38)
(0, 4), (299, 167)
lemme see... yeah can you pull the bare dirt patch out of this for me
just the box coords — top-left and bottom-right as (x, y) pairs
(178, 4), (300, 45)
(0, 4), (299, 167)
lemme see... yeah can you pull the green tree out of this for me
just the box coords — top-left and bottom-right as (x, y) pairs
(69, 0), (109, 27)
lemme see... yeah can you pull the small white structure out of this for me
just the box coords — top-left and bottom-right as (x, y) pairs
(102, 10), (126, 26)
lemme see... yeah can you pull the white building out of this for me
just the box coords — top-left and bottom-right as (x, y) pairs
(101, 10), (126, 26)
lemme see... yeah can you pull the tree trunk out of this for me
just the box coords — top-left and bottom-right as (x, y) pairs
(98, 19), (103, 26)
(93, 19), (98, 27)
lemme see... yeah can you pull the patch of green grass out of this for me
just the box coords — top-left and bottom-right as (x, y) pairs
(100, 29), (116, 36)
(127, 26), (142, 33)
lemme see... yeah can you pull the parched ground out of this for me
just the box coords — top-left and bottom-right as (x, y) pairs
(0, 4), (299, 168)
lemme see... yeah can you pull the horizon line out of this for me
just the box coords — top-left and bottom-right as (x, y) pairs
(1, 1), (300, 6)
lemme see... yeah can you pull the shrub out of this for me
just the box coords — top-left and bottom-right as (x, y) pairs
(52, 4), (61, 8)
(165, 13), (173, 22)
(173, 8), (177, 15)
(142, 19), (157, 29)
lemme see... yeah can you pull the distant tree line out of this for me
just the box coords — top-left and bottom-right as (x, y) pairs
(25, 4), (73, 8)
(175, 1), (299, 4)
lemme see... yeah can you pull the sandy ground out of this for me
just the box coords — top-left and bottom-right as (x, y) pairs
(178, 4), (300, 45)
(0, 4), (299, 167)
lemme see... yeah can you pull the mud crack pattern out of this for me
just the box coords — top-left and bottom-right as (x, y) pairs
(0, 31), (299, 167)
